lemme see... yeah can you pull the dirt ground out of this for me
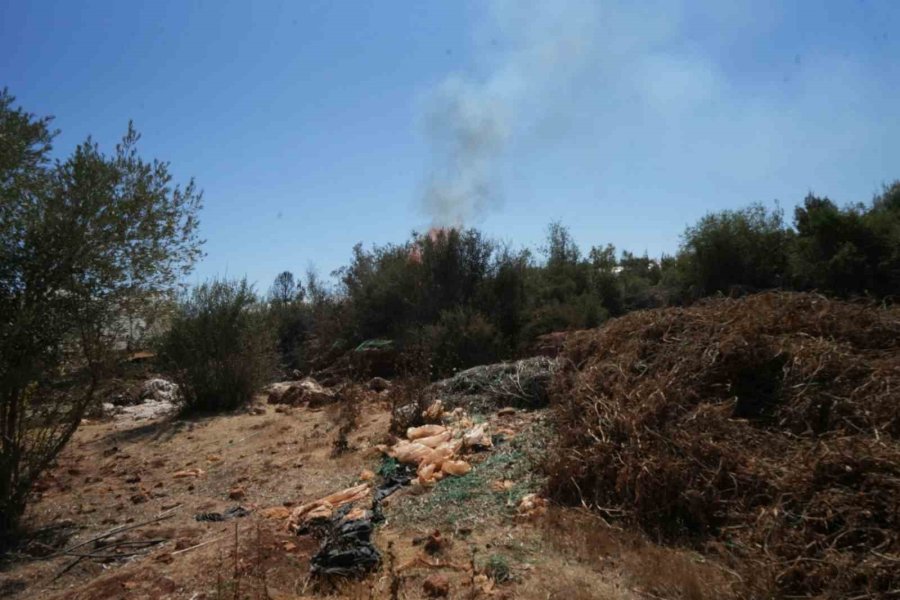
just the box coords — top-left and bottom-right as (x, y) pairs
(0, 393), (738, 600)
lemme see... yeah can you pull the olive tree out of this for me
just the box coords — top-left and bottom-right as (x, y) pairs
(0, 90), (202, 543)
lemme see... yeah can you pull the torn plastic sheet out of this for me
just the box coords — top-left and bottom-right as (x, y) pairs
(310, 516), (381, 577)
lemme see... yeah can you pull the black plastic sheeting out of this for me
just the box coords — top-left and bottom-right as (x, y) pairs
(373, 466), (413, 503)
(308, 464), (414, 577)
(310, 516), (381, 577)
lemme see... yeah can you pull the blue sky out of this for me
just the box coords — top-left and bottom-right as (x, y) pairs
(3, 0), (898, 289)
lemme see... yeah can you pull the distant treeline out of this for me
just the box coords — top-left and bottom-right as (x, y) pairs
(267, 183), (900, 377)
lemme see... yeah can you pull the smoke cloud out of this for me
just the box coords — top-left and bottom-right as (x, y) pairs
(421, 0), (895, 237)
(421, 0), (598, 226)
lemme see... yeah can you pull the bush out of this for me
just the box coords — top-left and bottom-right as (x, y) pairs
(677, 203), (789, 297)
(270, 301), (313, 373)
(789, 187), (900, 297)
(522, 295), (607, 340)
(267, 270), (313, 373)
(158, 279), (276, 412)
(416, 307), (501, 378)
(485, 246), (530, 349)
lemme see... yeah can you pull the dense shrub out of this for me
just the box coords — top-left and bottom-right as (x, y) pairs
(790, 186), (900, 297)
(521, 295), (606, 340)
(325, 224), (632, 375)
(267, 271), (313, 372)
(483, 246), (530, 349)
(338, 242), (420, 341)
(417, 228), (493, 323)
(158, 279), (276, 412)
(416, 307), (501, 378)
(677, 203), (790, 297)
(270, 301), (312, 373)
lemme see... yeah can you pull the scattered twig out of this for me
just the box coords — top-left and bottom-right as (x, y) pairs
(56, 505), (180, 557)
(171, 534), (229, 556)
(51, 506), (181, 580)
(61, 550), (153, 559)
(53, 556), (86, 581)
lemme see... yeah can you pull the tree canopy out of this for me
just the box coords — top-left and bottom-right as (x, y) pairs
(0, 90), (203, 543)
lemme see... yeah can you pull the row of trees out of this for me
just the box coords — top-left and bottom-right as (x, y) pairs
(679, 194), (900, 299)
(265, 186), (899, 378)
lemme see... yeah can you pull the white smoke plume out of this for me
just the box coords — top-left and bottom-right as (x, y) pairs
(421, 0), (598, 226)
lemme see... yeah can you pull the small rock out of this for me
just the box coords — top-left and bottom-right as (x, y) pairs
(423, 574), (450, 597)
(267, 378), (334, 406)
(497, 407), (516, 417)
(130, 493), (149, 504)
(124, 474), (141, 483)
(228, 487), (246, 501)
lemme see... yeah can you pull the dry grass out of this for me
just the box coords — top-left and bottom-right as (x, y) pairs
(541, 508), (738, 600)
(0, 382), (706, 600)
(1, 396), (391, 599)
(546, 292), (900, 598)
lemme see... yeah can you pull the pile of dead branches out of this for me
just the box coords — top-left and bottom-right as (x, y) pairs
(429, 356), (558, 412)
(546, 292), (900, 598)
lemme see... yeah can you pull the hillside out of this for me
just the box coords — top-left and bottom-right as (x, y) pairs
(1, 292), (897, 599)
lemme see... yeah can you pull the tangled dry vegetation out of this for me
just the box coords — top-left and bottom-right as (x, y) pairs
(428, 356), (559, 412)
(546, 292), (900, 598)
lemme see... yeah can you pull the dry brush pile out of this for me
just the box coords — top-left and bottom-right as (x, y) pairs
(545, 292), (900, 598)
